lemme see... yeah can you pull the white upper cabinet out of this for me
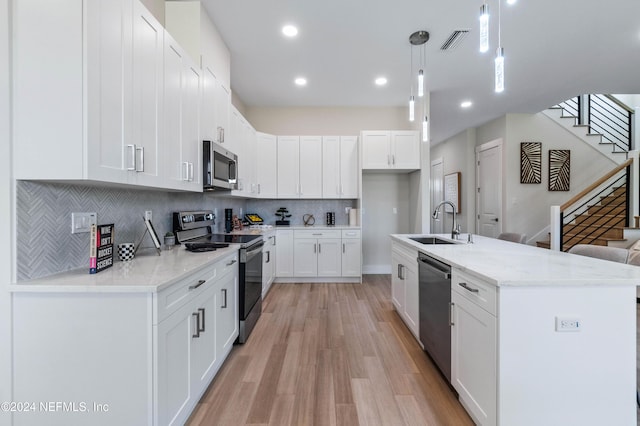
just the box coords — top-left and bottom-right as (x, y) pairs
(361, 130), (420, 170)
(277, 136), (300, 198)
(14, 0), (132, 183)
(165, 1), (231, 148)
(322, 136), (359, 198)
(255, 133), (278, 198)
(129, 1), (164, 186)
(230, 107), (257, 197)
(277, 136), (323, 199)
(299, 136), (323, 198)
(163, 32), (201, 191)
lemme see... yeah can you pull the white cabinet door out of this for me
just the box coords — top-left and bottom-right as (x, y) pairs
(256, 133), (278, 198)
(293, 239), (318, 277)
(452, 291), (497, 426)
(215, 81), (230, 145)
(361, 131), (391, 169)
(391, 253), (406, 312)
(181, 60), (201, 189)
(190, 284), (217, 397)
(157, 300), (193, 426)
(130, 1), (163, 186)
(341, 238), (362, 277)
(403, 260), (419, 337)
(277, 136), (300, 198)
(201, 61), (217, 142)
(322, 136), (341, 198)
(86, 0), (128, 184)
(317, 238), (342, 277)
(216, 266), (238, 358)
(163, 35), (201, 191)
(299, 136), (323, 198)
(340, 136), (359, 198)
(276, 230), (294, 277)
(391, 131), (421, 170)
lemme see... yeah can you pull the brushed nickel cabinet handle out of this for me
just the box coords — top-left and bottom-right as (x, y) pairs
(189, 279), (206, 290)
(459, 282), (479, 293)
(221, 289), (227, 309)
(192, 312), (200, 338)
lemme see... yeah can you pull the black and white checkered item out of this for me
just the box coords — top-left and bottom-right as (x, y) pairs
(117, 243), (135, 261)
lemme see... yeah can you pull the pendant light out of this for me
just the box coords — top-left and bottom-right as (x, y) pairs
(479, 3), (489, 53)
(422, 115), (429, 142)
(409, 96), (415, 122)
(409, 31), (429, 120)
(495, 0), (505, 92)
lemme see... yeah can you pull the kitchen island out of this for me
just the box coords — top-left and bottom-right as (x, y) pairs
(391, 234), (640, 426)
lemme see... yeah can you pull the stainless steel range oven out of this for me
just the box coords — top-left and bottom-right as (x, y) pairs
(173, 210), (263, 343)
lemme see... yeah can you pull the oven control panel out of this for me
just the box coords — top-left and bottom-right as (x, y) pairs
(173, 210), (215, 232)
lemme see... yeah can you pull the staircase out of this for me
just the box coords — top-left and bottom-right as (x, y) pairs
(536, 185), (627, 250)
(543, 105), (628, 165)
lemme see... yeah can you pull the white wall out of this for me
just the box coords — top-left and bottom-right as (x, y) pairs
(432, 113), (617, 244)
(430, 128), (477, 234)
(245, 106), (412, 135)
(1, 0), (12, 423)
(362, 173), (410, 273)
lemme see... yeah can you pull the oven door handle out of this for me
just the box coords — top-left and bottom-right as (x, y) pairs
(244, 243), (265, 258)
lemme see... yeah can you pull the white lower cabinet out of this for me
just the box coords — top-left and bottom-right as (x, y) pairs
(451, 269), (497, 426)
(275, 229), (294, 277)
(390, 241), (419, 339)
(341, 229), (362, 277)
(294, 230), (342, 277)
(12, 251), (239, 426)
(262, 233), (276, 297)
(275, 228), (361, 282)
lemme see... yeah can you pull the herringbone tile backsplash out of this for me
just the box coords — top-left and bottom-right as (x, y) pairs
(16, 181), (357, 281)
(16, 181), (246, 280)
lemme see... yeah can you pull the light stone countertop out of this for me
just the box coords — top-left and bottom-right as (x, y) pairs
(391, 233), (640, 287)
(9, 245), (239, 293)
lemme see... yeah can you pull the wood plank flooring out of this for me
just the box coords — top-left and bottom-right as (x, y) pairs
(187, 275), (474, 426)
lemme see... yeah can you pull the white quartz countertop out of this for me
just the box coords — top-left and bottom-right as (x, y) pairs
(9, 245), (239, 293)
(391, 234), (640, 287)
(277, 226), (360, 230)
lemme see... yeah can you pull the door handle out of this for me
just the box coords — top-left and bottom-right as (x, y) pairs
(343, 243), (346, 254)
(226, 259), (237, 266)
(449, 302), (455, 326)
(189, 279), (206, 290)
(182, 162), (189, 181)
(135, 146), (144, 172)
(318, 243), (321, 254)
(127, 144), (136, 170)
(313, 243), (317, 254)
(198, 308), (205, 332)
(192, 312), (200, 338)
(221, 288), (227, 309)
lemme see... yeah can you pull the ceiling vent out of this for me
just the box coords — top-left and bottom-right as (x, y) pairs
(440, 29), (470, 50)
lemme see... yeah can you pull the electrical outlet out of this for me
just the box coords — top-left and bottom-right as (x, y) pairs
(145, 210), (152, 221)
(555, 317), (581, 332)
(71, 212), (97, 234)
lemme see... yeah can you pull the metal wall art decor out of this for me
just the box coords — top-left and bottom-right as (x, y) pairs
(549, 149), (570, 191)
(520, 142), (541, 184)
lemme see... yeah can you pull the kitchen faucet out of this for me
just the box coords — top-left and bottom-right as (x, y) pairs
(432, 201), (461, 240)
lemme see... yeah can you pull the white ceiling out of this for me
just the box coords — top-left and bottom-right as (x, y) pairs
(201, 0), (640, 143)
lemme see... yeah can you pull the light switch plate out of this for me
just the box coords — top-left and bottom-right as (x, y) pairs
(71, 212), (97, 234)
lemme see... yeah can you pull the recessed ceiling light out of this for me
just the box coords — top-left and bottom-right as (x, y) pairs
(282, 25), (298, 37)
(294, 77), (307, 86)
(461, 100), (473, 108)
(375, 77), (388, 86)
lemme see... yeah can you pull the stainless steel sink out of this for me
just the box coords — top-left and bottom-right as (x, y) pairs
(409, 236), (456, 245)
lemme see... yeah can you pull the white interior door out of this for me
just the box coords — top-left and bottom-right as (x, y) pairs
(476, 140), (503, 237)
(430, 158), (444, 234)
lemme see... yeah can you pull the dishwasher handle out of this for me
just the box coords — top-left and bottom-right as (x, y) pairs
(417, 255), (451, 279)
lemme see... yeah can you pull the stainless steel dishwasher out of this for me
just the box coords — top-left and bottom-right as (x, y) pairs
(418, 252), (452, 381)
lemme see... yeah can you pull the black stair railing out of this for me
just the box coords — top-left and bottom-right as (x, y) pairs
(559, 159), (633, 252)
(587, 94), (633, 153)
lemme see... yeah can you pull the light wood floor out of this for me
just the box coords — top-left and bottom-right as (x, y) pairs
(187, 275), (474, 426)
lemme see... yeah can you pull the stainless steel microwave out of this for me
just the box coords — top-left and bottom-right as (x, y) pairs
(203, 140), (238, 191)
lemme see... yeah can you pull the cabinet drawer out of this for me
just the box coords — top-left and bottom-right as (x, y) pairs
(342, 229), (361, 239)
(392, 242), (418, 265)
(218, 251), (239, 278)
(295, 229), (341, 239)
(155, 263), (217, 324)
(451, 269), (497, 316)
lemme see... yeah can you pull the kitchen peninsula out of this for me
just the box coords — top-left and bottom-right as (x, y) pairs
(391, 234), (640, 426)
